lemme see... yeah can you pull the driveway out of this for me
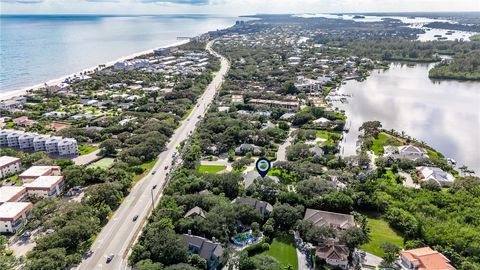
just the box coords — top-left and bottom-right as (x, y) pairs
(361, 251), (383, 269)
(73, 149), (101, 166)
(276, 128), (296, 162)
(400, 172), (419, 189)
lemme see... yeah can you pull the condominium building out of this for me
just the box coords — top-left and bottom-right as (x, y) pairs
(7, 130), (24, 148)
(0, 156), (22, 179)
(57, 138), (79, 156)
(0, 202), (33, 233)
(0, 129), (78, 156)
(45, 136), (61, 154)
(0, 186), (28, 205)
(24, 175), (65, 197)
(19, 165), (61, 183)
(18, 132), (38, 150)
(33, 135), (48, 152)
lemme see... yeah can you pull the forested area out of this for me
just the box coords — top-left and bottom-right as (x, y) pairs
(429, 50), (480, 80)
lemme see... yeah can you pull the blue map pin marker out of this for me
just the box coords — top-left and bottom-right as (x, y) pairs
(256, 157), (271, 178)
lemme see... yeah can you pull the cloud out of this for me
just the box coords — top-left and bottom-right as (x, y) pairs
(139, 0), (211, 5)
(1, 0), (44, 3)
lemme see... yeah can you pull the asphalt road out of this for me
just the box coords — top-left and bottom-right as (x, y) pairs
(78, 41), (229, 270)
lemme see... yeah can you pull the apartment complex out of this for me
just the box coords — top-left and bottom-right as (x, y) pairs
(0, 156), (22, 179)
(0, 129), (78, 156)
(19, 166), (62, 183)
(24, 176), (65, 198)
(0, 186), (28, 205)
(0, 202), (33, 233)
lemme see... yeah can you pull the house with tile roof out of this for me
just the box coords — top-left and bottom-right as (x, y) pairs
(399, 247), (455, 270)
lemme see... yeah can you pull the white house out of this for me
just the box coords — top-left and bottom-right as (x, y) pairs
(416, 166), (456, 187)
(384, 145), (428, 160)
(19, 165), (61, 183)
(0, 156), (22, 179)
(0, 202), (33, 233)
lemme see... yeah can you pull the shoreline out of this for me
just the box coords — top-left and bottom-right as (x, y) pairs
(0, 39), (190, 101)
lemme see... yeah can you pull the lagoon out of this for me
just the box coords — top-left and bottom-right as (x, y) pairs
(334, 63), (480, 173)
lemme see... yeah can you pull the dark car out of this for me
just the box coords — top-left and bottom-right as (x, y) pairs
(164, 166), (169, 170)
(84, 250), (93, 258)
(133, 215), (139, 222)
(151, 170), (156, 175)
(106, 254), (114, 263)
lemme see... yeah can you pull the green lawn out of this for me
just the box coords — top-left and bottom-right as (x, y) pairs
(132, 158), (159, 182)
(316, 130), (341, 146)
(360, 217), (404, 257)
(182, 107), (193, 120)
(198, 165), (226, 174)
(257, 234), (298, 270)
(78, 144), (98, 155)
(88, 158), (114, 169)
(370, 132), (402, 155)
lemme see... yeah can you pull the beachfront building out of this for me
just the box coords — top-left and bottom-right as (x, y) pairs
(0, 202), (33, 233)
(0, 186), (28, 205)
(416, 166), (456, 187)
(57, 138), (79, 156)
(154, 47), (178, 56)
(0, 156), (22, 179)
(19, 165), (61, 183)
(399, 247), (455, 270)
(24, 175), (65, 198)
(114, 59), (149, 71)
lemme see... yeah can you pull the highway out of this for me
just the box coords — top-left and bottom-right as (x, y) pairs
(78, 40), (229, 270)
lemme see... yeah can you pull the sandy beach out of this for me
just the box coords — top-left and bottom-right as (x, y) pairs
(0, 40), (189, 102)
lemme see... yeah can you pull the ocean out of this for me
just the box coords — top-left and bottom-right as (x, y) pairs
(0, 14), (238, 93)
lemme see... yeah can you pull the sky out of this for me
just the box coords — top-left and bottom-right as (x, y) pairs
(0, 0), (479, 15)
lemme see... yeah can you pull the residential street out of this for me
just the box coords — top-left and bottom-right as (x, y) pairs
(77, 40), (229, 270)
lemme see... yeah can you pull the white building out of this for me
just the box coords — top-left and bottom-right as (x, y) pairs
(45, 136), (61, 154)
(24, 176), (65, 197)
(295, 76), (324, 92)
(18, 132), (37, 150)
(384, 145), (428, 160)
(7, 130), (24, 148)
(0, 202), (33, 233)
(0, 156), (22, 179)
(19, 165), (61, 183)
(114, 59), (149, 71)
(33, 135), (48, 152)
(416, 166), (456, 187)
(0, 129), (11, 145)
(57, 138), (78, 156)
(0, 186), (27, 205)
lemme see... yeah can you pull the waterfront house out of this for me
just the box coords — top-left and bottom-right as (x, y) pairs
(182, 233), (224, 270)
(0, 156), (22, 179)
(384, 145), (428, 160)
(399, 247), (455, 270)
(0, 202), (33, 233)
(416, 166), (455, 187)
(232, 197), (273, 218)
